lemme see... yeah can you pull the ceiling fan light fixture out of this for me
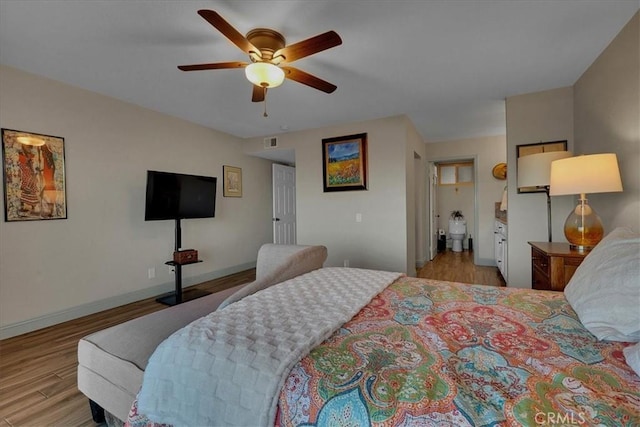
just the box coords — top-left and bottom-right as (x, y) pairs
(245, 62), (285, 88)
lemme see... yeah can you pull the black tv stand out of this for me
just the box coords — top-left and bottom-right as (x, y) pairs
(156, 218), (210, 306)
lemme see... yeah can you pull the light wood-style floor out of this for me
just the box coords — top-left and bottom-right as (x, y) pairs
(0, 269), (256, 427)
(417, 249), (506, 287)
(0, 250), (503, 426)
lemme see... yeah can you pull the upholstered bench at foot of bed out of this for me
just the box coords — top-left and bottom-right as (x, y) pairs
(77, 283), (245, 423)
(77, 244), (328, 423)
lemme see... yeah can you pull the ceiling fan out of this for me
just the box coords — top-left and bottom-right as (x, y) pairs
(178, 10), (342, 107)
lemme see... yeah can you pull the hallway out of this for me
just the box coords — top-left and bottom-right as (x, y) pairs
(417, 250), (506, 287)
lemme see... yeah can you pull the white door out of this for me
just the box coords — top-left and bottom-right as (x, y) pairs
(428, 162), (439, 260)
(272, 164), (296, 244)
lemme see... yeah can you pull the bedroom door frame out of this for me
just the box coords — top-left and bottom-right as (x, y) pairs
(428, 162), (439, 261)
(427, 156), (479, 265)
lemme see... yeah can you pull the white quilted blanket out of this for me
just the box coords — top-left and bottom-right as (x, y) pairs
(137, 267), (402, 426)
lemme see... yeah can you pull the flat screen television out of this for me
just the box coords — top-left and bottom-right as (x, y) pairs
(144, 170), (217, 221)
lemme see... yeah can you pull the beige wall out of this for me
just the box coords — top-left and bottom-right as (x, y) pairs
(505, 12), (639, 289)
(505, 87), (575, 288)
(574, 12), (639, 232)
(244, 115), (426, 275)
(0, 66), (273, 338)
(424, 135), (506, 265)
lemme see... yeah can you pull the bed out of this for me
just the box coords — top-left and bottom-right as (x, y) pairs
(125, 228), (640, 426)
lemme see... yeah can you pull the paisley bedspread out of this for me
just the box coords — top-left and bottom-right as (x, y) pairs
(276, 277), (640, 426)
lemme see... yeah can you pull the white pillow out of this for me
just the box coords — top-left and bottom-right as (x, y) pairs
(564, 227), (640, 342)
(623, 342), (640, 376)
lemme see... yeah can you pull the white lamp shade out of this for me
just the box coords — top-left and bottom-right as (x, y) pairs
(245, 62), (285, 88)
(550, 153), (623, 196)
(518, 151), (573, 188)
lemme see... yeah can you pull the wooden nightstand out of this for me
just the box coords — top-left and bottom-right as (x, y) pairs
(528, 242), (590, 291)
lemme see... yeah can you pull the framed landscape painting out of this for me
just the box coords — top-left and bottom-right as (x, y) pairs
(322, 133), (368, 192)
(2, 129), (67, 221)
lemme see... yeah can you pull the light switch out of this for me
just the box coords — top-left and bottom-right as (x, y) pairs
(356, 213), (362, 222)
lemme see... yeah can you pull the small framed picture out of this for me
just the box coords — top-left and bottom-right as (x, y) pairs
(223, 165), (242, 197)
(322, 133), (368, 192)
(2, 128), (67, 221)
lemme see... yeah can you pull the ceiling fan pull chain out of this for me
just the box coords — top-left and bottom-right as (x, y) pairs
(263, 88), (269, 117)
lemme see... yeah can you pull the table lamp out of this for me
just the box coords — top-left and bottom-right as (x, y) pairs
(549, 153), (623, 250)
(517, 151), (573, 241)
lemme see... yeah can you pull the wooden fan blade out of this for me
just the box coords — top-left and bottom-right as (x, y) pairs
(252, 85), (265, 102)
(273, 31), (342, 63)
(178, 61), (247, 71)
(281, 66), (337, 93)
(198, 10), (261, 57)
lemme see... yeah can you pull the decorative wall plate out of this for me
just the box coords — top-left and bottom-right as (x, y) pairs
(492, 162), (507, 180)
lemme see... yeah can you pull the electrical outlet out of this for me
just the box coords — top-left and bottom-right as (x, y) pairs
(148, 267), (155, 279)
(344, 259), (350, 267)
(355, 213), (362, 223)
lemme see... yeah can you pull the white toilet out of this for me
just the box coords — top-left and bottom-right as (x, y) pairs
(449, 218), (467, 252)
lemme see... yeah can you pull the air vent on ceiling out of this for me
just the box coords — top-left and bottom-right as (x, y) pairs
(264, 137), (278, 149)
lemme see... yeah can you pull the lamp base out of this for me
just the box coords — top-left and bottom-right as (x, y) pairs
(563, 196), (603, 252)
(567, 243), (598, 252)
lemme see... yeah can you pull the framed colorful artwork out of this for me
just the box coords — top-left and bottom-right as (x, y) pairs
(2, 129), (67, 221)
(322, 133), (368, 192)
(223, 165), (242, 197)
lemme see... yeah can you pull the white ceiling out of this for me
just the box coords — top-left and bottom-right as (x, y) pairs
(1, 1), (637, 144)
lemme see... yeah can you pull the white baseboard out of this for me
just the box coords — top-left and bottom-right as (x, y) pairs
(0, 262), (255, 340)
(475, 257), (497, 267)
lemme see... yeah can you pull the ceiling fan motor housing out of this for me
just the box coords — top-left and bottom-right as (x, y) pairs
(246, 28), (286, 61)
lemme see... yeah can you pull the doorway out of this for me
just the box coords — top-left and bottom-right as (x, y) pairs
(427, 157), (478, 264)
